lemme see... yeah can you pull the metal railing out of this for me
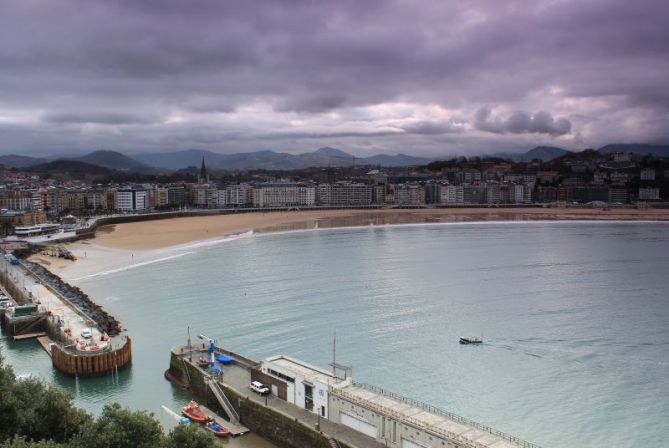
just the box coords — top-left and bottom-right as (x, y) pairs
(332, 381), (540, 448)
(207, 378), (240, 423)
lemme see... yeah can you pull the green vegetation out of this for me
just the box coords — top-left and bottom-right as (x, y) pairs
(0, 353), (215, 448)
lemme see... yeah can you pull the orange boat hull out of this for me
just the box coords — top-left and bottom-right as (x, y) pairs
(181, 402), (209, 424)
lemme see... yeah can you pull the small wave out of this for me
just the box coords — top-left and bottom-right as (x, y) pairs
(73, 252), (193, 281)
(168, 230), (254, 251)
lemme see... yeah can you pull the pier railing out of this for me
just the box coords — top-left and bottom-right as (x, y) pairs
(341, 380), (540, 448)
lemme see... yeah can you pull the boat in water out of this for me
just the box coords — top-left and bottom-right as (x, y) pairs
(459, 337), (483, 345)
(205, 420), (230, 438)
(181, 401), (209, 423)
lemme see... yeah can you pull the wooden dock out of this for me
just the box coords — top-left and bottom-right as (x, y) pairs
(36, 335), (54, 357)
(12, 332), (47, 341)
(198, 404), (249, 436)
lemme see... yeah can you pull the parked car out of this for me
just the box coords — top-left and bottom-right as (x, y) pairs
(250, 381), (270, 395)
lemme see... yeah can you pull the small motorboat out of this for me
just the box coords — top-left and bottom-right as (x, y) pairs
(459, 337), (483, 345)
(181, 401), (209, 423)
(215, 353), (235, 364)
(205, 420), (230, 438)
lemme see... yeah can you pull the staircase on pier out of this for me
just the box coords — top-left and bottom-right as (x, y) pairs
(204, 377), (248, 436)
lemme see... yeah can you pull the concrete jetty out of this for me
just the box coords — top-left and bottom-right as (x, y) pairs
(37, 335), (54, 357)
(167, 343), (539, 448)
(12, 331), (47, 341)
(0, 252), (131, 377)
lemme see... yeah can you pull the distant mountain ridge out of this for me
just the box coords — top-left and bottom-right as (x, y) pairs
(597, 143), (669, 157)
(491, 146), (570, 162)
(74, 150), (157, 173)
(0, 154), (48, 168)
(27, 160), (113, 177)
(2, 142), (668, 172)
(133, 147), (431, 170)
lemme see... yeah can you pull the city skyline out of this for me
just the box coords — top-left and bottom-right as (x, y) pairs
(1, 0), (668, 157)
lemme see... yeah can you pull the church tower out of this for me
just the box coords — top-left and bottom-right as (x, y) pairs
(198, 157), (209, 185)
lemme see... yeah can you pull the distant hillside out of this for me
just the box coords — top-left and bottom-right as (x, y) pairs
(75, 150), (158, 173)
(134, 147), (431, 170)
(521, 146), (569, 162)
(552, 148), (601, 163)
(598, 143), (669, 157)
(492, 146), (570, 162)
(0, 154), (48, 168)
(27, 160), (112, 178)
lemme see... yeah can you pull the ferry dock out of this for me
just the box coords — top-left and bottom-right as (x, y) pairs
(167, 341), (539, 448)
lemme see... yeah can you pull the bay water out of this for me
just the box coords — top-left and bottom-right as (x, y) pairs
(2, 221), (668, 447)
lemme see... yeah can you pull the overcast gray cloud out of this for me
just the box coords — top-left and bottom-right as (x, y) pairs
(474, 107), (572, 136)
(0, 0), (667, 157)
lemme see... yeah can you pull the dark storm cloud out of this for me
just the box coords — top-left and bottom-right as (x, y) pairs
(0, 0), (667, 155)
(474, 107), (571, 136)
(398, 121), (463, 135)
(43, 112), (158, 125)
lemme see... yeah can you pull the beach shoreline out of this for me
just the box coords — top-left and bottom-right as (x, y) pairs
(29, 207), (669, 283)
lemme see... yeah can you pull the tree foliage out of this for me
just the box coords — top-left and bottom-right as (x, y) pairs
(0, 352), (215, 448)
(165, 424), (215, 448)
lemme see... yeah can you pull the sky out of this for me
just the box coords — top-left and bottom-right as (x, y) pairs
(0, 0), (668, 158)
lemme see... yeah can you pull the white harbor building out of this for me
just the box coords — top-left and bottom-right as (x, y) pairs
(256, 355), (535, 448)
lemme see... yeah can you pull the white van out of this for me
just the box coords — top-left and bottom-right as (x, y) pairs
(250, 381), (270, 395)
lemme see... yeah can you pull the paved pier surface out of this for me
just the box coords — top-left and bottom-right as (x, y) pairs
(196, 356), (385, 448)
(1, 257), (110, 350)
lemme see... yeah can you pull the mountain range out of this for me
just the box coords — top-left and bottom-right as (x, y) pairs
(132, 147), (431, 170)
(0, 143), (667, 172)
(492, 146), (570, 162)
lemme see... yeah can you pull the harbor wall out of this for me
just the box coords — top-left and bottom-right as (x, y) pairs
(0, 269), (30, 305)
(167, 349), (351, 448)
(51, 337), (132, 377)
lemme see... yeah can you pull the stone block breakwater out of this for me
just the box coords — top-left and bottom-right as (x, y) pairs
(22, 260), (122, 336)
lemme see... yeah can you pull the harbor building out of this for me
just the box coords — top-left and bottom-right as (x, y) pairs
(214, 351), (537, 448)
(258, 355), (345, 418)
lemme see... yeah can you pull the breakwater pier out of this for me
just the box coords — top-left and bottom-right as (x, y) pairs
(0, 250), (131, 377)
(167, 341), (539, 448)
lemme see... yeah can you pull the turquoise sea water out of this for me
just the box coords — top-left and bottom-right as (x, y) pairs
(2, 221), (668, 447)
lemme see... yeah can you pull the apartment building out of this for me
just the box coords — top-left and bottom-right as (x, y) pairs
(317, 183), (372, 206)
(252, 183), (316, 207)
(117, 188), (148, 211)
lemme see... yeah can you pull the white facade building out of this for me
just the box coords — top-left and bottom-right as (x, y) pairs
(260, 355), (344, 418)
(638, 187), (660, 200)
(513, 184), (525, 203)
(253, 183), (316, 207)
(225, 184), (253, 207)
(116, 189), (148, 211)
(393, 184), (425, 205)
(439, 184), (463, 204)
(640, 168), (656, 181)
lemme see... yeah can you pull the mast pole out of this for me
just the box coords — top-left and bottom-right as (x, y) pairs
(332, 330), (336, 379)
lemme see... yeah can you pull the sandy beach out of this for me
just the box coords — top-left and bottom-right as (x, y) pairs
(30, 207), (669, 282)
